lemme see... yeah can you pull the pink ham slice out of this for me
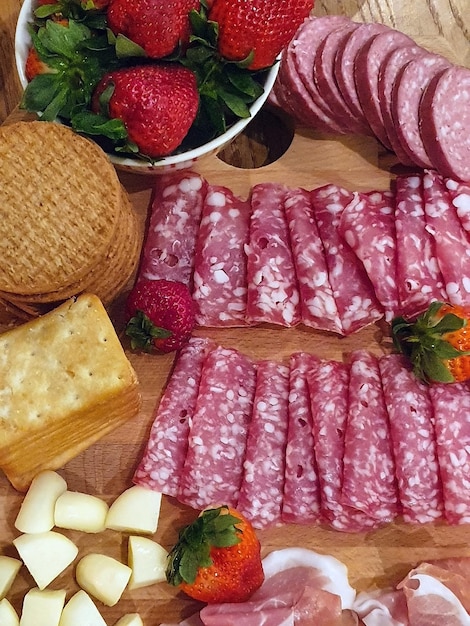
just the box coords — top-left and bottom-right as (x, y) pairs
(310, 184), (383, 335)
(237, 360), (290, 529)
(378, 353), (443, 523)
(178, 346), (256, 510)
(138, 171), (207, 287)
(394, 174), (447, 318)
(339, 189), (399, 321)
(282, 352), (321, 525)
(342, 350), (399, 523)
(422, 170), (470, 306)
(133, 337), (215, 497)
(284, 187), (342, 334)
(192, 185), (251, 327)
(245, 183), (301, 327)
(445, 179), (470, 234)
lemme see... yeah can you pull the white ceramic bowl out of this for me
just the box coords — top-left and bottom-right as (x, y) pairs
(15, 0), (279, 174)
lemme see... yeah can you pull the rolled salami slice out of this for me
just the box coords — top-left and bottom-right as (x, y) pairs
(284, 187), (342, 334)
(338, 190), (399, 321)
(428, 382), (470, 524)
(245, 183), (301, 327)
(282, 352), (321, 525)
(133, 337), (215, 497)
(342, 350), (399, 523)
(394, 174), (447, 318)
(192, 185), (251, 327)
(178, 346), (257, 510)
(138, 172), (207, 287)
(445, 178), (470, 233)
(310, 184), (383, 335)
(378, 353), (443, 523)
(237, 360), (290, 529)
(423, 170), (470, 306)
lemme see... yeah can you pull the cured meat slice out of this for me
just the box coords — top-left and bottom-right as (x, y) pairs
(133, 337), (215, 497)
(245, 183), (301, 327)
(394, 174), (446, 318)
(428, 382), (470, 524)
(283, 187), (342, 334)
(353, 588), (409, 626)
(422, 170), (470, 306)
(445, 179), (470, 233)
(338, 190), (399, 321)
(237, 360), (290, 529)
(401, 562), (470, 613)
(378, 353), (443, 523)
(178, 346), (256, 510)
(138, 171), (207, 287)
(420, 65), (470, 181)
(282, 352), (321, 525)
(307, 358), (379, 532)
(342, 350), (398, 523)
(310, 184), (383, 335)
(192, 185), (251, 327)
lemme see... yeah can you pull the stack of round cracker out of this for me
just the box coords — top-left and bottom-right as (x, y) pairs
(0, 121), (141, 321)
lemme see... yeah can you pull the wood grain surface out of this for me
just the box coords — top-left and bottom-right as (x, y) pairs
(1, 2), (470, 625)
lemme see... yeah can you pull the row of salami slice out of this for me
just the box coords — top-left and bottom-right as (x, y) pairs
(271, 15), (470, 181)
(133, 336), (470, 533)
(137, 169), (470, 334)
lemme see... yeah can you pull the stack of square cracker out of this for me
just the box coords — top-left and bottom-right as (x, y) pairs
(0, 121), (141, 322)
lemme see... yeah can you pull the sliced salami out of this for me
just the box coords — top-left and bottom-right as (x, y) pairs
(310, 184), (383, 335)
(245, 183), (301, 327)
(394, 174), (447, 318)
(138, 172), (207, 287)
(178, 346), (256, 510)
(342, 350), (399, 523)
(422, 170), (470, 306)
(445, 178), (470, 233)
(284, 187), (342, 334)
(282, 352), (321, 525)
(237, 360), (290, 529)
(428, 382), (470, 524)
(338, 190), (399, 321)
(192, 185), (251, 327)
(133, 337), (215, 497)
(378, 353), (443, 523)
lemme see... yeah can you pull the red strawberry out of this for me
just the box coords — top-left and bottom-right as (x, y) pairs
(208, 0), (315, 70)
(92, 64), (199, 157)
(25, 47), (54, 82)
(125, 279), (196, 353)
(106, 0), (200, 59)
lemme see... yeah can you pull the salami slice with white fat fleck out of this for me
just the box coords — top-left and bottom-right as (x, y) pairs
(428, 382), (470, 524)
(282, 352), (321, 525)
(192, 185), (251, 327)
(245, 183), (301, 327)
(338, 189), (398, 321)
(378, 353), (444, 523)
(423, 170), (470, 306)
(178, 346), (256, 510)
(445, 178), (470, 234)
(133, 337), (215, 497)
(237, 360), (290, 529)
(284, 187), (342, 334)
(138, 171), (207, 287)
(342, 350), (399, 523)
(394, 174), (446, 318)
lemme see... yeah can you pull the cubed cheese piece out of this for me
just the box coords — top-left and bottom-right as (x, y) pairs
(15, 470), (67, 533)
(0, 556), (22, 599)
(58, 590), (107, 626)
(128, 536), (168, 589)
(0, 598), (19, 626)
(114, 614), (143, 626)
(54, 491), (108, 533)
(76, 553), (131, 607)
(106, 486), (162, 534)
(20, 588), (66, 626)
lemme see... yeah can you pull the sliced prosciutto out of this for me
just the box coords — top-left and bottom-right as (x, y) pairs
(394, 174), (446, 318)
(245, 183), (301, 327)
(282, 352), (321, 525)
(192, 185), (251, 327)
(237, 360), (290, 529)
(378, 353), (443, 523)
(138, 171), (207, 287)
(342, 350), (399, 523)
(310, 184), (383, 335)
(338, 189), (399, 321)
(133, 337), (215, 497)
(178, 346), (256, 510)
(284, 187), (343, 334)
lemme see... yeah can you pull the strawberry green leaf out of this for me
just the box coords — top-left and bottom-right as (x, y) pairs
(71, 110), (127, 139)
(114, 33), (147, 58)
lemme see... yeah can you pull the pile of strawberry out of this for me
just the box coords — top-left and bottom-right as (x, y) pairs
(22, 0), (314, 160)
